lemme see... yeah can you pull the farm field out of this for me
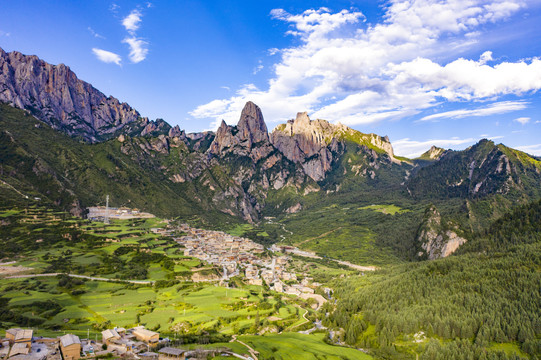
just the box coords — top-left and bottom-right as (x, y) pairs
(0, 207), (328, 354)
(192, 333), (374, 359)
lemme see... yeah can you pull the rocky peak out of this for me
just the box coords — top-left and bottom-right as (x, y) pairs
(0, 48), (150, 142)
(295, 111), (311, 127)
(270, 112), (344, 181)
(419, 145), (446, 160)
(237, 101), (269, 145)
(168, 125), (184, 138)
(208, 102), (273, 162)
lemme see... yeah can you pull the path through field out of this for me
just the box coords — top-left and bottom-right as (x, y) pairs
(230, 334), (259, 360)
(5, 273), (154, 284)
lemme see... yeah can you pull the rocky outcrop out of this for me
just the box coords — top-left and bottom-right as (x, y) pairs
(0, 48), (155, 142)
(270, 112), (345, 181)
(419, 146), (446, 160)
(416, 205), (467, 259)
(209, 101), (274, 162)
(270, 112), (399, 181)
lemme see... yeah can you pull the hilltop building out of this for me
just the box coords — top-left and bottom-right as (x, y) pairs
(101, 329), (121, 345)
(8, 343), (30, 358)
(5, 329), (32, 346)
(4, 329), (32, 357)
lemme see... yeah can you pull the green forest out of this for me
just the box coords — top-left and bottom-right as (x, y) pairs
(324, 200), (541, 359)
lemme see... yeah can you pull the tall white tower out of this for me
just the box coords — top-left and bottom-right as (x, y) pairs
(104, 195), (110, 224)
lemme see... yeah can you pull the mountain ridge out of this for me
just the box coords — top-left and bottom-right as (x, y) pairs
(2, 48), (541, 261)
(0, 48), (169, 142)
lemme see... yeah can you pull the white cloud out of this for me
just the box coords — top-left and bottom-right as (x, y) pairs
(479, 51), (493, 64)
(119, 8), (149, 63)
(123, 37), (148, 63)
(122, 10), (142, 33)
(110, 3), (120, 13)
(253, 60), (264, 75)
(419, 101), (528, 121)
(393, 137), (477, 158)
(92, 48), (121, 66)
(88, 27), (105, 39)
(515, 143), (541, 156)
(0, 30), (10, 37)
(514, 116), (530, 124)
(191, 1), (538, 127)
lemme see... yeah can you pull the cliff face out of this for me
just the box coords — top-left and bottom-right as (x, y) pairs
(0, 48), (149, 142)
(416, 205), (467, 259)
(270, 112), (400, 181)
(270, 112), (341, 181)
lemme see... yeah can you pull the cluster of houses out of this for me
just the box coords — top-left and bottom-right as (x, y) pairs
(175, 224), (265, 277)
(101, 326), (160, 355)
(0, 326), (187, 360)
(0, 328), (83, 360)
(174, 224), (303, 284)
(174, 224), (322, 298)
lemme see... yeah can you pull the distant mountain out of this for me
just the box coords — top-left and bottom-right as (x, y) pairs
(417, 145), (447, 161)
(0, 48), (168, 142)
(407, 139), (541, 200)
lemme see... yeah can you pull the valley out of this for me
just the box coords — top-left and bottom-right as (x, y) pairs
(0, 47), (540, 360)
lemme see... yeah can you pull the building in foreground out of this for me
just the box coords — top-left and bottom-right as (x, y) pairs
(132, 327), (160, 347)
(158, 347), (186, 360)
(59, 334), (81, 360)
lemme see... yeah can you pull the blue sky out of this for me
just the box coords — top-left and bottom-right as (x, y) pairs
(1, 0), (541, 157)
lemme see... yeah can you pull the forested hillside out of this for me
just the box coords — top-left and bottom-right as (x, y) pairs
(325, 199), (541, 359)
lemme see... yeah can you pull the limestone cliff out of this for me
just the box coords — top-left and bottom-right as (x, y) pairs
(416, 205), (467, 259)
(0, 48), (157, 142)
(270, 112), (399, 181)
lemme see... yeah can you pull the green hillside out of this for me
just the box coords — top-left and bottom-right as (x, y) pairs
(0, 103), (237, 225)
(326, 199), (541, 359)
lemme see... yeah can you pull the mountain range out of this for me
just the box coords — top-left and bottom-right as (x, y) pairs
(1, 48), (541, 262)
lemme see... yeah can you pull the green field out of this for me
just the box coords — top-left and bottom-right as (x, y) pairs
(0, 208), (320, 349)
(192, 333), (373, 359)
(358, 204), (410, 215)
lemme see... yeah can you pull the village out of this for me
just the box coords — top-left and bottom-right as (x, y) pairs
(172, 224), (325, 302)
(85, 203), (327, 301)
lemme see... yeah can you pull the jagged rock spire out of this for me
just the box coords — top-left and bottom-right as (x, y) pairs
(209, 102), (273, 161)
(237, 101), (269, 145)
